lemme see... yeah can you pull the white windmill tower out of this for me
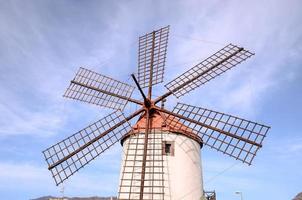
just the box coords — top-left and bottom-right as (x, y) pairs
(43, 25), (270, 200)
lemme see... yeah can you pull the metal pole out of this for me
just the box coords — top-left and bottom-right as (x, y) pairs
(235, 191), (243, 200)
(131, 74), (147, 102)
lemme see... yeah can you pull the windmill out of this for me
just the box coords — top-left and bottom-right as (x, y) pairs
(43, 25), (270, 200)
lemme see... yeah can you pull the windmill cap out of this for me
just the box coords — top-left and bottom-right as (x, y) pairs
(120, 111), (203, 148)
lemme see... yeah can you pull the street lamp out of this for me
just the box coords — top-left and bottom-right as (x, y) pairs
(235, 191), (243, 200)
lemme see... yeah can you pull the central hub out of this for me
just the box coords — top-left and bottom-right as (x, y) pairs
(144, 98), (152, 109)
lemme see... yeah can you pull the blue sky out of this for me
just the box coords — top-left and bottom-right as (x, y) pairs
(0, 0), (301, 199)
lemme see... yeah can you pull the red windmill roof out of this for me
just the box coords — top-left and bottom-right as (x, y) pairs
(121, 111), (202, 146)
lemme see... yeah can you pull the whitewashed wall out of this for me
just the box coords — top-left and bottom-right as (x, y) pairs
(118, 131), (203, 200)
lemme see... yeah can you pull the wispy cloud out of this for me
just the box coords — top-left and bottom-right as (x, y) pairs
(265, 136), (302, 160)
(161, 0), (302, 119)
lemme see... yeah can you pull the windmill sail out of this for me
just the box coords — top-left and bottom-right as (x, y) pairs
(43, 110), (135, 185)
(138, 26), (169, 88)
(163, 103), (270, 165)
(64, 67), (137, 110)
(164, 44), (254, 98)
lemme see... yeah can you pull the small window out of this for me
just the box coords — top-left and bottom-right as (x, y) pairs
(163, 141), (174, 156)
(165, 143), (171, 154)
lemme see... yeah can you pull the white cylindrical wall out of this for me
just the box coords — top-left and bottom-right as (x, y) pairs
(162, 132), (203, 200)
(118, 131), (203, 200)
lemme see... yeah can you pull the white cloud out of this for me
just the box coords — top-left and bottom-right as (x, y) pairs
(265, 136), (302, 160)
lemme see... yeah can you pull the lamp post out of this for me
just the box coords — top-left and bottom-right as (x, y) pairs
(235, 191), (243, 200)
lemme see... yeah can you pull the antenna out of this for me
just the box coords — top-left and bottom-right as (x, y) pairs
(42, 25), (270, 200)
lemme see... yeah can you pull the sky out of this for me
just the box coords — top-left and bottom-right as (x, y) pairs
(0, 0), (301, 199)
